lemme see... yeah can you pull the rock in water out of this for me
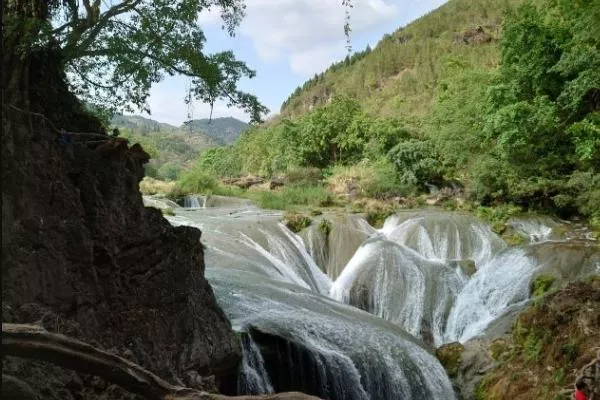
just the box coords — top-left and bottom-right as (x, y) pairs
(1, 117), (241, 398)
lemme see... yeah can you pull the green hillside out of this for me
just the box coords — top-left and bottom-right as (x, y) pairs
(111, 115), (248, 180)
(279, 0), (522, 126)
(175, 0), (599, 225)
(185, 117), (250, 145)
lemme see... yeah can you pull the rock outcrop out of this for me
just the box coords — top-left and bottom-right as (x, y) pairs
(1, 112), (241, 398)
(445, 278), (600, 400)
(2, 323), (320, 400)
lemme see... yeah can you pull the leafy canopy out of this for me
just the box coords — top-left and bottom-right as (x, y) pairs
(10, 0), (269, 122)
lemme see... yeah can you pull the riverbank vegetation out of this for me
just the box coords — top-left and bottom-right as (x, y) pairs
(161, 0), (598, 228)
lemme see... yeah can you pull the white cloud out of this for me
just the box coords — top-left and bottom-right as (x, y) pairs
(146, 78), (258, 125)
(202, 0), (399, 77)
(289, 45), (342, 76)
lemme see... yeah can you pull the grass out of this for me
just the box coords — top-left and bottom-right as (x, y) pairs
(530, 274), (556, 298)
(139, 177), (176, 195)
(283, 213), (312, 233)
(246, 184), (334, 211)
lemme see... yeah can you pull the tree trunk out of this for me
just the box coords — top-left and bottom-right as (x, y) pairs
(2, 323), (321, 400)
(2, 0), (104, 132)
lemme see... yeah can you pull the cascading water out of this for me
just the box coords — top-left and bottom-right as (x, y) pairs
(209, 268), (456, 400)
(444, 247), (538, 342)
(183, 194), (204, 208)
(330, 238), (467, 345)
(143, 195), (180, 211)
(238, 333), (274, 395)
(380, 213), (506, 266)
(160, 199), (599, 399)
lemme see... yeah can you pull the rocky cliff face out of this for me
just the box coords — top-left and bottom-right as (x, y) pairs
(1, 113), (241, 398)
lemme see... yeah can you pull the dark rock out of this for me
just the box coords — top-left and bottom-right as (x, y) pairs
(453, 26), (495, 45)
(2, 374), (39, 400)
(1, 116), (241, 399)
(222, 176), (265, 189)
(436, 342), (465, 378)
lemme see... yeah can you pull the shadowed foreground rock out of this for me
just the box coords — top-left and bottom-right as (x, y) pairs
(1, 324), (320, 400)
(1, 114), (240, 398)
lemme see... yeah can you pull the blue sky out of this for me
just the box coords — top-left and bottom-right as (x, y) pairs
(145, 0), (448, 125)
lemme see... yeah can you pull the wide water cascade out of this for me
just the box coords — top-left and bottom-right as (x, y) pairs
(155, 197), (599, 399)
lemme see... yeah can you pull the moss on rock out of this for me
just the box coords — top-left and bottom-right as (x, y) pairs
(284, 213), (312, 233)
(436, 342), (465, 378)
(530, 274), (556, 298)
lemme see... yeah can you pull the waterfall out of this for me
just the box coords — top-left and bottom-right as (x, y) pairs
(301, 215), (374, 279)
(183, 195), (204, 208)
(143, 195), (180, 211)
(330, 239), (467, 346)
(444, 247), (538, 342)
(209, 268), (456, 400)
(165, 201), (600, 399)
(238, 333), (274, 395)
(507, 216), (556, 242)
(380, 213), (505, 267)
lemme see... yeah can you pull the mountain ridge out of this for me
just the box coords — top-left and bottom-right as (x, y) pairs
(277, 0), (522, 126)
(112, 114), (249, 145)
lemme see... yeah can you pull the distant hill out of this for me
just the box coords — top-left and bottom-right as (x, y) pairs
(278, 0), (524, 126)
(184, 117), (249, 146)
(110, 114), (249, 181)
(112, 115), (248, 145)
(111, 114), (179, 134)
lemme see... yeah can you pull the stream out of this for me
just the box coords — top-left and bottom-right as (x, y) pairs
(145, 194), (600, 400)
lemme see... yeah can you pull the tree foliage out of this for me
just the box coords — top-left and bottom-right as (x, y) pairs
(4, 0), (268, 122)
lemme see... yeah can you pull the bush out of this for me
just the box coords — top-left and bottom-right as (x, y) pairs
(248, 184), (333, 211)
(157, 162), (182, 181)
(366, 209), (394, 229)
(176, 169), (218, 194)
(387, 138), (442, 189)
(283, 213), (312, 233)
(475, 204), (522, 234)
(530, 274), (556, 298)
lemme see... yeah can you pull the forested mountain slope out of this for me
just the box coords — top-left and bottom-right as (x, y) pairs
(183, 0), (599, 226)
(111, 115), (248, 180)
(279, 0), (523, 125)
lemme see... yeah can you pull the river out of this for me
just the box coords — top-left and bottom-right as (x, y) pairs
(145, 194), (599, 399)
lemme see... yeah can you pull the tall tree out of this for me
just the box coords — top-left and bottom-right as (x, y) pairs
(2, 0), (269, 128)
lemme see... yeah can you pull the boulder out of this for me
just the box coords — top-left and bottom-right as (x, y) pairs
(1, 117), (241, 399)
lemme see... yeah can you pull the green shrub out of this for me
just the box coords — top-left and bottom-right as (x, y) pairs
(284, 213), (312, 233)
(175, 167), (218, 195)
(475, 204), (522, 234)
(318, 219), (332, 236)
(560, 342), (579, 362)
(366, 210), (394, 229)
(157, 162), (182, 181)
(530, 274), (556, 298)
(248, 184), (332, 211)
(387, 138), (442, 189)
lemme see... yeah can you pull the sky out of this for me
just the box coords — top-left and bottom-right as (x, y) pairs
(145, 0), (448, 126)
